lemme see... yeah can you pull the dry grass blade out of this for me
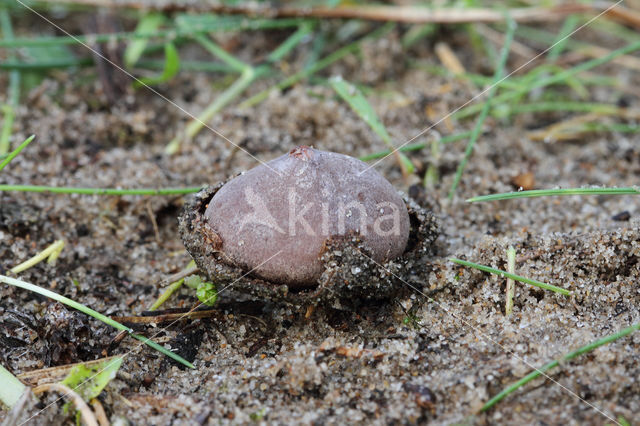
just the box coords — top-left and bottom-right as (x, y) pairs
(17, 356), (122, 387)
(435, 42), (467, 75)
(90, 398), (109, 426)
(528, 109), (640, 142)
(32, 1), (640, 28)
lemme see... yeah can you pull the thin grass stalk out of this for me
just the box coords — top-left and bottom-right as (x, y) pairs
(448, 16), (516, 199)
(481, 321), (640, 411)
(0, 7), (20, 154)
(450, 258), (570, 295)
(0, 275), (194, 368)
(467, 187), (640, 203)
(0, 185), (202, 195)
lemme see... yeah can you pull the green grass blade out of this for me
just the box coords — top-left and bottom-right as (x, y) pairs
(61, 357), (123, 402)
(449, 258), (571, 295)
(11, 41), (76, 95)
(0, 363), (26, 408)
(191, 33), (248, 73)
(330, 76), (413, 175)
(149, 260), (196, 311)
(166, 67), (256, 154)
(415, 61), (617, 92)
(402, 23), (436, 48)
(0, 57), (93, 70)
(137, 59), (234, 74)
(330, 77), (391, 142)
(454, 38), (640, 120)
(0, 17), (304, 48)
(129, 335), (193, 368)
(173, 15), (304, 34)
(134, 41), (180, 87)
(579, 122), (640, 134)
(358, 131), (471, 162)
(167, 22), (312, 153)
(467, 187), (640, 203)
(124, 12), (165, 68)
(448, 16), (515, 199)
(267, 21), (315, 63)
(240, 23), (394, 108)
(0, 6), (20, 154)
(0, 275), (194, 368)
(304, 31), (326, 71)
(0, 184), (202, 195)
(149, 278), (184, 311)
(546, 15), (580, 62)
(481, 320), (640, 412)
(591, 18), (640, 44)
(0, 134), (35, 172)
(501, 101), (620, 116)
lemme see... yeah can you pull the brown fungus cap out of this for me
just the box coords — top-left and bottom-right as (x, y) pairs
(204, 146), (410, 288)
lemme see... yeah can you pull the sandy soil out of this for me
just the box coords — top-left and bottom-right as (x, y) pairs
(1, 12), (639, 426)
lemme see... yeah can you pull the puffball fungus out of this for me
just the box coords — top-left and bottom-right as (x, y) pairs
(179, 146), (438, 304)
(205, 146), (409, 287)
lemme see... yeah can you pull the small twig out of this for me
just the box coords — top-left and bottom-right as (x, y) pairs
(527, 112), (600, 142)
(159, 265), (199, 287)
(109, 330), (128, 350)
(434, 42), (475, 92)
(148, 262), (199, 311)
(32, 383), (98, 426)
(222, 143), (242, 172)
(145, 201), (161, 244)
(32, 1), (601, 25)
(112, 309), (221, 325)
(435, 42), (466, 75)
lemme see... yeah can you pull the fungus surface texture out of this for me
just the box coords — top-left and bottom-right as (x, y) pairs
(204, 146), (410, 288)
